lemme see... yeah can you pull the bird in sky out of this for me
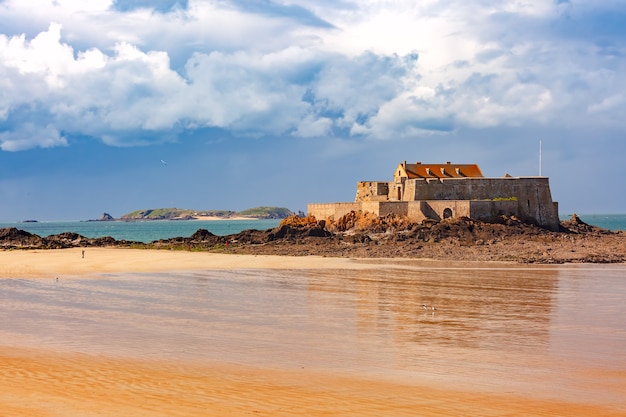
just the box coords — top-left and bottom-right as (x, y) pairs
(160, 159), (167, 166)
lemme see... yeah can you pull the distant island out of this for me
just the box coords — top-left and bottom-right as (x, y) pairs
(95, 206), (297, 221)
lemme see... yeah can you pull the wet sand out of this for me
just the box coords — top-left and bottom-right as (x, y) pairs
(1, 249), (625, 416)
(3, 347), (621, 417)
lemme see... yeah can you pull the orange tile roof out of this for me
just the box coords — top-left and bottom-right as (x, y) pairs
(398, 162), (484, 179)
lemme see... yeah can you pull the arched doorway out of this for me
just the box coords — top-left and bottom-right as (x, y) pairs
(443, 208), (453, 219)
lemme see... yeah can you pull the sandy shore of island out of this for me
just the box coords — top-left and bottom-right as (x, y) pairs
(191, 215), (257, 221)
(0, 248), (364, 278)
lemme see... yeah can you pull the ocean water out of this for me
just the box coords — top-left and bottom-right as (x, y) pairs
(0, 219), (282, 243)
(559, 213), (626, 231)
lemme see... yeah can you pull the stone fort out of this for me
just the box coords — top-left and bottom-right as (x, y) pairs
(308, 161), (560, 230)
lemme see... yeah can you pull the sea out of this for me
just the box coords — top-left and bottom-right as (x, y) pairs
(1, 214), (624, 244)
(0, 219), (282, 243)
(558, 213), (626, 231)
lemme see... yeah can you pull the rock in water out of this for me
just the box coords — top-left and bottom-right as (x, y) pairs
(100, 213), (115, 221)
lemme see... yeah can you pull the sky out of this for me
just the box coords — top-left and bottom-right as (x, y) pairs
(0, 0), (625, 221)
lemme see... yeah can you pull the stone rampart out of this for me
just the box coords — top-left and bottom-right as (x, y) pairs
(469, 200), (518, 220)
(401, 177), (559, 230)
(419, 201), (472, 221)
(375, 202), (409, 217)
(307, 203), (360, 220)
(355, 181), (389, 202)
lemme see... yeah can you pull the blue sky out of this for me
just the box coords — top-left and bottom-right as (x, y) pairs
(0, 0), (625, 220)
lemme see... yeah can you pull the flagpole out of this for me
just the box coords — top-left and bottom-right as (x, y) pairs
(539, 140), (542, 176)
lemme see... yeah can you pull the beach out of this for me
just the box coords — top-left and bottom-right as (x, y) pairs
(0, 248), (358, 278)
(1, 249), (625, 416)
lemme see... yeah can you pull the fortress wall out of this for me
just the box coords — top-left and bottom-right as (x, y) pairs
(401, 179), (414, 202)
(386, 180), (407, 202)
(308, 202), (409, 221)
(409, 177), (553, 202)
(409, 177), (559, 230)
(407, 202), (428, 222)
(307, 203), (361, 220)
(468, 200), (519, 220)
(376, 202), (408, 217)
(356, 182), (389, 202)
(422, 201), (472, 220)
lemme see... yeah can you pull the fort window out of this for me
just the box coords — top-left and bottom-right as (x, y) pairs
(443, 208), (453, 219)
(397, 187), (402, 200)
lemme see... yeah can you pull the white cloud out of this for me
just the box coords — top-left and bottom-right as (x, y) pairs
(588, 94), (625, 114)
(500, 0), (562, 17)
(0, 123), (66, 151)
(294, 114), (333, 137)
(0, 0), (625, 150)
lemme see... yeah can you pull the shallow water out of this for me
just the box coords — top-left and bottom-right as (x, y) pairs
(1, 264), (625, 410)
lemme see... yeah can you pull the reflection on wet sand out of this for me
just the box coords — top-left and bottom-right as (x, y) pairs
(308, 266), (556, 349)
(1, 263), (625, 415)
(304, 267), (561, 394)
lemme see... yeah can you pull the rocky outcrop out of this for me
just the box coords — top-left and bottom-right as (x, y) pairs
(0, 228), (132, 249)
(100, 213), (115, 221)
(0, 228), (43, 247)
(266, 215), (331, 239)
(559, 213), (605, 234)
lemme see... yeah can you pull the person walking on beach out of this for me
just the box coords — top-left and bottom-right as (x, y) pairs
(82, 250), (85, 259)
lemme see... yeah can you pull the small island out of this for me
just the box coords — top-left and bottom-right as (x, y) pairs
(89, 206), (295, 221)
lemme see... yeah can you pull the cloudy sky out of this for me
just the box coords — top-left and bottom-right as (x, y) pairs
(0, 0), (625, 220)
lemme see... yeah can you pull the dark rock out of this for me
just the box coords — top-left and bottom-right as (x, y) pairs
(307, 227), (330, 237)
(0, 227), (33, 240)
(100, 213), (115, 221)
(0, 227), (43, 248)
(190, 229), (216, 241)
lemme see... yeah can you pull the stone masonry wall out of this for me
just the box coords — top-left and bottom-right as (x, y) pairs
(355, 182), (389, 202)
(468, 200), (519, 220)
(307, 203), (360, 220)
(405, 177), (559, 230)
(375, 202), (408, 217)
(419, 201), (472, 221)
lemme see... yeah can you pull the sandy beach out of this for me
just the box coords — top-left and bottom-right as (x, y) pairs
(191, 215), (257, 221)
(0, 248), (360, 278)
(1, 249), (625, 416)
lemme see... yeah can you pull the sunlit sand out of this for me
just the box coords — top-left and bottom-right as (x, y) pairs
(0, 248), (362, 278)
